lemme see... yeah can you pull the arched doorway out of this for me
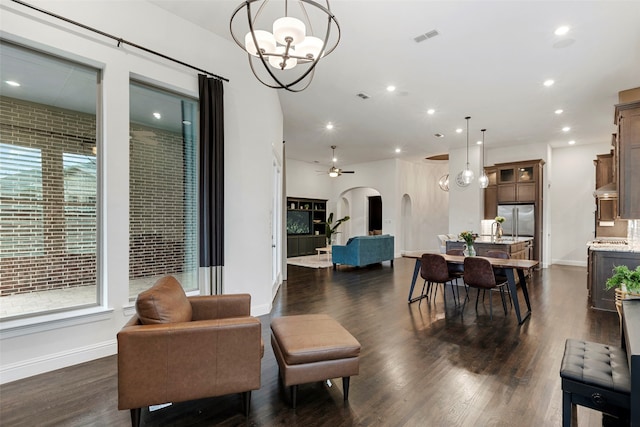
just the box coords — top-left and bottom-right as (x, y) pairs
(337, 187), (382, 240)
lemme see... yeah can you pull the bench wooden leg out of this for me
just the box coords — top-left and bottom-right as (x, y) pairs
(562, 390), (574, 427)
(343, 377), (350, 401)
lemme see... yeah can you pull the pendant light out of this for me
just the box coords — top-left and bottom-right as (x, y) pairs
(230, 0), (341, 92)
(478, 128), (489, 189)
(457, 116), (474, 186)
(438, 174), (450, 192)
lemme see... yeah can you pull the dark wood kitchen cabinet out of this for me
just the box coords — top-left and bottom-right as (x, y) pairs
(493, 160), (543, 204)
(483, 159), (544, 261)
(588, 249), (640, 311)
(615, 101), (640, 219)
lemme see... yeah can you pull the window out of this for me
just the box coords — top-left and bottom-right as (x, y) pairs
(63, 153), (96, 254)
(0, 41), (99, 318)
(128, 82), (198, 298)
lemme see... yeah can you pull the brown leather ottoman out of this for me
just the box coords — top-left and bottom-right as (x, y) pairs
(270, 314), (361, 408)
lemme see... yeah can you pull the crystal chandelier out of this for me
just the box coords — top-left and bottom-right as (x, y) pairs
(230, 0), (341, 92)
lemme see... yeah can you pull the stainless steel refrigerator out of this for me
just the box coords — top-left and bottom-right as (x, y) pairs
(498, 204), (535, 237)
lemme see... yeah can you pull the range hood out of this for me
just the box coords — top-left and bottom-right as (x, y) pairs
(593, 182), (618, 199)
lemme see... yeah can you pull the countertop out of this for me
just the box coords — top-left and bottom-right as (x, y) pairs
(449, 236), (533, 245)
(587, 243), (640, 253)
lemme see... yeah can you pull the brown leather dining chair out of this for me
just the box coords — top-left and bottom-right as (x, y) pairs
(446, 249), (466, 299)
(419, 253), (459, 307)
(485, 250), (513, 307)
(463, 257), (509, 320)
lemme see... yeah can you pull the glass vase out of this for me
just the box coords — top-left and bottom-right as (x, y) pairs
(463, 244), (476, 257)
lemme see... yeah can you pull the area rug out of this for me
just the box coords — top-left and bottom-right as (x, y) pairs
(287, 254), (333, 269)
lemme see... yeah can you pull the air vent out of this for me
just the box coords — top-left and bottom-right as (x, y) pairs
(357, 92), (370, 100)
(414, 29), (439, 43)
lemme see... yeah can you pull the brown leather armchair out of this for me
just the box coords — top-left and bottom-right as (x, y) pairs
(117, 276), (263, 427)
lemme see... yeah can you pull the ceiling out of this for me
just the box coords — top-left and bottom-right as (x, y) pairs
(4, 1), (640, 170)
(149, 0), (640, 169)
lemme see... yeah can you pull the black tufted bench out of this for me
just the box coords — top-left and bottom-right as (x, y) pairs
(560, 339), (631, 426)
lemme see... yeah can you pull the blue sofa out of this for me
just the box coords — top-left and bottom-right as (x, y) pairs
(332, 235), (395, 270)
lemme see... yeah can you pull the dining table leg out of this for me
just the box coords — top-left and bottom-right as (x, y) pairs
(517, 268), (532, 311)
(408, 258), (426, 303)
(505, 268), (531, 324)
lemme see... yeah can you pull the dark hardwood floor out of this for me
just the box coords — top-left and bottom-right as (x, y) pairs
(1, 258), (620, 426)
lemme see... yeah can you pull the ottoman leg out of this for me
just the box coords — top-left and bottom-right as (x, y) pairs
(242, 391), (251, 417)
(291, 385), (298, 409)
(343, 377), (350, 401)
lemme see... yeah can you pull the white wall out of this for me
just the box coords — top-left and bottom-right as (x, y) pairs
(448, 145), (484, 235)
(0, 0), (282, 383)
(550, 142), (610, 266)
(397, 159), (449, 253)
(285, 159), (333, 201)
(286, 158), (450, 255)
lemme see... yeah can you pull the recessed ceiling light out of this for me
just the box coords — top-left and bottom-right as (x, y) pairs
(427, 109), (435, 115)
(543, 79), (555, 87)
(153, 112), (161, 119)
(395, 148), (401, 153)
(562, 126), (571, 132)
(568, 140), (576, 145)
(555, 109), (564, 115)
(386, 85), (396, 92)
(326, 122), (334, 130)
(182, 120), (192, 126)
(5, 80), (21, 87)
(476, 140), (483, 145)
(456, 128), (463, 133)
(555, 26), (570, 36)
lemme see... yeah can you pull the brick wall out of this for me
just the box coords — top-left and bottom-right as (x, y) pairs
(0, 96), (97, 296)
(129, 123), (197, 279)
(0, 96), (197, 297)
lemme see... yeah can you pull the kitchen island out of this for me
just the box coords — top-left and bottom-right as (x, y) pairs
(587, 240), (640, 311)
(446, 236), (533, 260)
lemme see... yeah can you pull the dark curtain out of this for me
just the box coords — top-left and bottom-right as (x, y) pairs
(198, 74), (224, 267)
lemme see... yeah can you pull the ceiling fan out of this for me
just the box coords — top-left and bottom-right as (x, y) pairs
(327, 145), (355, 177)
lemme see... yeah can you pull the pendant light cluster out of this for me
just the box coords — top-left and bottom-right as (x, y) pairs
(230, 0), (341, 92)
(454, 116), (490, 189)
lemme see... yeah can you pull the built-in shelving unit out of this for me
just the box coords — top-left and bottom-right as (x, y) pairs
(287, 197), (327, 257)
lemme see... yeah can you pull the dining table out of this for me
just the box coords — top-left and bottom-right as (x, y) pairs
(402, 251), (539, 324)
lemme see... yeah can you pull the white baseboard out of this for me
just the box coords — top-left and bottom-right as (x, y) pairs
(552, 259), (587, 268)
(252, 302), (272, 317)
(0, 339), (117, 385)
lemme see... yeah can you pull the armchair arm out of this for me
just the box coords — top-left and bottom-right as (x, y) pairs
(117, 316), (261, 410)
(188, 293), (251, 320)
